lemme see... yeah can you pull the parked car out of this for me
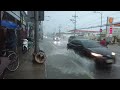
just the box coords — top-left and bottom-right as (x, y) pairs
(67, 39), (116, 66)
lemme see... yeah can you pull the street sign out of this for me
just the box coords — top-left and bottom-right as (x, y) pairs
(109, 27), (112, 34)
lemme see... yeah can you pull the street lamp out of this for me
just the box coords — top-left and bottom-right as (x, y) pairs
(94, 11), (103, 40)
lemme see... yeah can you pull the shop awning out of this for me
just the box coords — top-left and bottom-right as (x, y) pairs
(1, 20), (20, 29)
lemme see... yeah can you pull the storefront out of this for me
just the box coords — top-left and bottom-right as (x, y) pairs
(0, 11), (21, 49)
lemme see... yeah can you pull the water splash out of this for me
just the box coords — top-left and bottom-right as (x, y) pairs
(66, 50), (95, 74)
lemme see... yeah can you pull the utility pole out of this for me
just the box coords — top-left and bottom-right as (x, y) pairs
(34, 11), (40, 53)
(106, 17), (109, 37)
(100, 12), (102, 41)
(59, 25), (61, 37)
(29, 11), (45, 64)
(75, 11), (77, 32)
(40, 21), (43, 40)
(72, 11), (77, 36)
(94, 11), (103, 41)
(0, 11), (1, 26)
(70, 11), (78, 36)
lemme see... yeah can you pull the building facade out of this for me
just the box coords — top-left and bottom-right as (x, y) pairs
(0, 11), (29, 46)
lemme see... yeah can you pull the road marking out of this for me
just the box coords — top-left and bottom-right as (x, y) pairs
(49, 41), (58, 49)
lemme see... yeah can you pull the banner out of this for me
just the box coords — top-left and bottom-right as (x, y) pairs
(109, 27), (112, 34)
(107, 17), (114, 37)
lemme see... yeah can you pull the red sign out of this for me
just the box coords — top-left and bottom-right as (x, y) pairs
(109, 27), (112, 34)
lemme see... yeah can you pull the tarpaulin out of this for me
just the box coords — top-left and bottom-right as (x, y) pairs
(0, 20), (19, 29)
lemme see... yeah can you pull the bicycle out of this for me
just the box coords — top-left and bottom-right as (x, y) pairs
(0, 49), (19, 72)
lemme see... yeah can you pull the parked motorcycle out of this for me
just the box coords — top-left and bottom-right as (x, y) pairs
(22, 39), (28, 54)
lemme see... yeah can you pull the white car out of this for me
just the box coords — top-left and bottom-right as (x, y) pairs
(53, 37), (60, 41)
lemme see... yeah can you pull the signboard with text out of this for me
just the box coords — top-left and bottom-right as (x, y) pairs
(109, 27), (113, 37)
(109, 27), (112, 34)
(106, 17), (114, 37)
(109, 17), (113, 24)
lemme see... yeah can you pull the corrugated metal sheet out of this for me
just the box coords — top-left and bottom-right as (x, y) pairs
(6, 11), (20, 21)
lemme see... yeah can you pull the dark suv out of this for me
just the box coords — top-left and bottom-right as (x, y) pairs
(68, 36), (78, 43)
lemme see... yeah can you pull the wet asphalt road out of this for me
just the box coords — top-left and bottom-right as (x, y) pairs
(41, 38), (93, 79)
(42, 38), (120, 79)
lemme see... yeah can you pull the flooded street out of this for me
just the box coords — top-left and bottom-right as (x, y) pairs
(41, 38), (120, 79)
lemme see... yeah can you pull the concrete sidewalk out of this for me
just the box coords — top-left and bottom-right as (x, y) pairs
(4, 47), (45, 79)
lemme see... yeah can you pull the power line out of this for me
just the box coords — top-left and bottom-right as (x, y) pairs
(80, 16), (120, 29)
(77, 12), (120, 29)
(70, 11), (78, 36)
(79, 22), (120, 29)
(79, 18), (107, 28)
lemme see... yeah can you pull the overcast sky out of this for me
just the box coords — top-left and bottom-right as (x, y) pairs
(43, 11), (120, 34)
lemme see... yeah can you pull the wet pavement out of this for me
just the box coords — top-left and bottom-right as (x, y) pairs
(41, 38), (94, 79)
(42, 38), (120, 79)
(4, 37), (120, 79)
(4, 48), (45, 79)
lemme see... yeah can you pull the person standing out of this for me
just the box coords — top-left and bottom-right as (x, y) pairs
(100, 38), (107, 47)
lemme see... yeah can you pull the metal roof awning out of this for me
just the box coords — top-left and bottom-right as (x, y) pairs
(5, 11), (20, 21)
